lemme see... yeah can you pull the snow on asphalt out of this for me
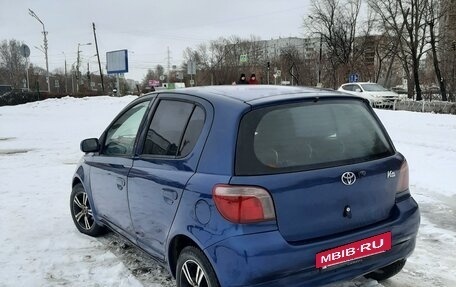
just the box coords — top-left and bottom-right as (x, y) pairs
(0, 96), (455, 287)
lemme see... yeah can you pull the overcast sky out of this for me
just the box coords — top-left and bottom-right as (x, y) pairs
(0, 0), (312, 81)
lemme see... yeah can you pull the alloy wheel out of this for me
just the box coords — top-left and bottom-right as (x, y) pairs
(72, 190), (94, 230)
(180, 259), (208, 287)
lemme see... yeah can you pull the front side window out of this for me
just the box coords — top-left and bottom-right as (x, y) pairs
(353, 84), (362, 92)
(342, 85), (354, 91)
(103, 101), (149, 156)
(361, 84), (389, 92)
(236, 99), (394, 175)
(142, 100), (205, 157)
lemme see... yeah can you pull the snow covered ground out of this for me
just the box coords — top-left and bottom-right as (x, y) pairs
(0, 96), (455, 287)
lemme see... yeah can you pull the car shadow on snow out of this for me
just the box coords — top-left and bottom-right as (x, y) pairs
(98, 233), (175, 287)
(99, 233), (384, 287)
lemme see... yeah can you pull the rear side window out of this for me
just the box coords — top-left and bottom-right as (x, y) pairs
(236, 99), (394, 175)
(179, 106), (205, 157)
(142, 100), (205, 157)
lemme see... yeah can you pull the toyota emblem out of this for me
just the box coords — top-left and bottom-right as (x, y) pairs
(341, 172), (356, 185)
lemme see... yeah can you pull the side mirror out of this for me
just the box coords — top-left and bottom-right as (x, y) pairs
(355, 88), (362, 92)
(80, 138), (100, 153)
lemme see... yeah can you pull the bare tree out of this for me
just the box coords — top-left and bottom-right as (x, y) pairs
(140, 65), (165, 89)
(427, 0), (447, 100)
(368, 0), (431, 100)
(140, 69), (156, 88)
(304, 0), (367, 88)
(371, 33), (396, 83)
(183, 45), (210, 85)
(28, 64), (47, 92)
(280, 46), (303, 85)
(182, 36), (269, 85)
(0, 39), (27, 88)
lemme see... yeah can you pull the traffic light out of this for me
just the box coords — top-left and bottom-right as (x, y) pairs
(87, 72), (91, 81)
(267, 61), (270, 69)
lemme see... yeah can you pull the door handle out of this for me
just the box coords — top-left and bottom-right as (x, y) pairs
(116, 177), (126, 191)
(163, 188), (178, 201)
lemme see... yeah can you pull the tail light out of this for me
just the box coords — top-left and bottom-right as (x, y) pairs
(397, 161), (409, 193)
(212, 184), (276, 224)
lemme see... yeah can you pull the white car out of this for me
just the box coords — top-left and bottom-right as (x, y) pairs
(338, 82), (402, 107)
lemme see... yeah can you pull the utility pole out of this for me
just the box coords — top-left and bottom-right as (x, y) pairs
(318, 34), (323, 86)
(92, 23), (105, 93)
(167, 47), (171, 81)
(76, 45), (80, 93)
(26, 57), (30, 90)
(71, 64), (75, 94)
(76, 43), (92, 93)
(62, 52), (68, 93)
(87, 62), (90, 87)
(29, 9), (50, 93)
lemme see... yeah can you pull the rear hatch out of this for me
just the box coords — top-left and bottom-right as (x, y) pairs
(234, 98), (402, 242)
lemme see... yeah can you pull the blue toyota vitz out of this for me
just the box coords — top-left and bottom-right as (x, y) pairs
(71, 86), (420, 287)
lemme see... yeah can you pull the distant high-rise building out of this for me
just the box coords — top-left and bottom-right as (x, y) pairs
(439, 0), (456, 94)
(256, 37), (322, 60)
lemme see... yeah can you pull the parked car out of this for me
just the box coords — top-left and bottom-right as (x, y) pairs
(0, 85), (13, 96)
(71, 86), (420, 287)
(338, 82), (403, 107)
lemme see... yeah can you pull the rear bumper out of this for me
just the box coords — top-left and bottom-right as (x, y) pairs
(204, 197), (419, 287)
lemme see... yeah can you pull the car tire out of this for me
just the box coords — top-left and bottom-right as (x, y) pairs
(70, 183), (106, 237)
(364, 259), (406, 281)
(176, 246), (220, 287)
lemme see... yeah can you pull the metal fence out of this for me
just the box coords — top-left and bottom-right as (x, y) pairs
(393, 100), (456, 114)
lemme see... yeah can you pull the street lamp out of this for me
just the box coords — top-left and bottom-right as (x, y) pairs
(34, 45), (44, 53)
(76, 42), (92, 93)
(28, 9), (50, 93)
(86, 54), (98, 89)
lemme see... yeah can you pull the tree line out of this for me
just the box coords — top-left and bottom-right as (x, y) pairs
(2, 0), (454, 101)
(173, 0), (455, 101)
(0, 39), (128, 95)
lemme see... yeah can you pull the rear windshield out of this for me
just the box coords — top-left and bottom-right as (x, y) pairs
(236, 99), (394, 175)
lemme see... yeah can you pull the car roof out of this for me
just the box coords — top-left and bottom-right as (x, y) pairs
(145, 85), (356, 106)
(341, 82), (380, 85)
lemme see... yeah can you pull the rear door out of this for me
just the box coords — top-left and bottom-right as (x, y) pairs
(233, 98), (402, 242)
(128, 95), (209, 258)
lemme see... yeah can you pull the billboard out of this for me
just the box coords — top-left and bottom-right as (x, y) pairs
(106, 49), (128, 74)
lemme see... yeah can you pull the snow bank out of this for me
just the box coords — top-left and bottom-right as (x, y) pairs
(0, 97), (455, 286)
